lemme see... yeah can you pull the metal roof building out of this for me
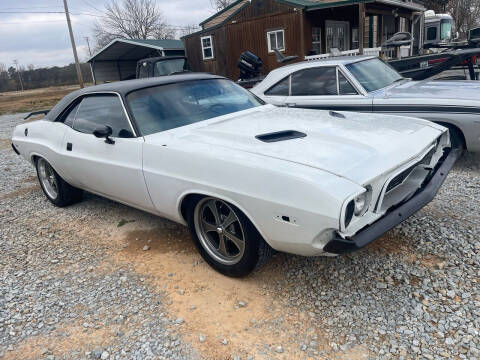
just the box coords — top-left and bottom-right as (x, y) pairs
(87, 38), (185, 84)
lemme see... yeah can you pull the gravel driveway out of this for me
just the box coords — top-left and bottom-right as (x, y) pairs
(1, 113), (479, 360)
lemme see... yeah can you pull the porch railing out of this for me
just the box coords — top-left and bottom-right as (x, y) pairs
(304, 46), (413, 61)
(304, 47), (382, 61)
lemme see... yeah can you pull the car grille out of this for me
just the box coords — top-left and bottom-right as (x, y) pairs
(386, 164), (417, 193)
(385, 148), (435, 194)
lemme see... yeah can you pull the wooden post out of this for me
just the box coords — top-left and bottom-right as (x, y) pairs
(359, 3), (365, 54)
(63, 0), (84, 88)
(300, 9), (305, 58)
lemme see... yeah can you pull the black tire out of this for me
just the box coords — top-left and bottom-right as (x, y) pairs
(186, 196), (272, 277)
(35, 157), (83, 207)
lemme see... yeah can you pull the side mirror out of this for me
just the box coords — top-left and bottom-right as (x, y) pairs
(93, 125), (115, 144)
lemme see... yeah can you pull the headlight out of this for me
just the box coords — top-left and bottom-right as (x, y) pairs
(354, 192), (369, 216)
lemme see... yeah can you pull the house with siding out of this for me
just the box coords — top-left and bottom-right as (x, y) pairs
(183, 0), (426, 80)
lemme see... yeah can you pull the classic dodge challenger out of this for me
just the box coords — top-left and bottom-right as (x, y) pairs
(251, 56), (480, 152)
(11, 74), (459, 276)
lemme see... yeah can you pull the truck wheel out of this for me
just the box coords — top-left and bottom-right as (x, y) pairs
(187, 196), (272, 277)
(36, 157), (83, 207)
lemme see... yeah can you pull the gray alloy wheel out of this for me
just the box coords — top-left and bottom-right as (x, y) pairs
(193, 197), (246, 265)
(37, 158), (59, 200)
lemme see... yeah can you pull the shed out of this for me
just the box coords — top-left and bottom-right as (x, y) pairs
(87, 38), (185, 84)
(183, 0), (426, 80)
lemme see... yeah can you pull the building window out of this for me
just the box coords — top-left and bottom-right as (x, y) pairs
(312, 27), (322, 54)
(201, 35), (214, 60)
(267, 30), (285, 53)
(426, 26), (437, 41)
(352, 28), (359, 49)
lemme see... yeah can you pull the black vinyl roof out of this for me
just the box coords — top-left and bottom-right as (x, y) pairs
(45, 73), (223, 121)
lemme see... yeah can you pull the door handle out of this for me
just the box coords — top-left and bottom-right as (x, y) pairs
(285, 103), (297, 107)
(66, 143), (72, 151)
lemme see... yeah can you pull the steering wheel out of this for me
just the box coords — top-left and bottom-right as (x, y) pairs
(208, 103), (231, 114)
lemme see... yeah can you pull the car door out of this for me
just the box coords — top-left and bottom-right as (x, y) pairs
(285, 66), (373, 112)
(61, 93), (155, 212)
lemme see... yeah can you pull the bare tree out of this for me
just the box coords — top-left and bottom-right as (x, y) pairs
(210, 0), (235, 11)
(27, 64), (35, 71)
(446, 0), (480, 38)
(178, 24), (200, 38)
(93, 0), (175, 50)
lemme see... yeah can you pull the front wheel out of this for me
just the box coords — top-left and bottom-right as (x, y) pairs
(187, 197), (272, 277)
(36, 157), (83, 207)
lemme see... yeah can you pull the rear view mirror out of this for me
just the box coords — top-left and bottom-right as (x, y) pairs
(93, 125), (115, 144)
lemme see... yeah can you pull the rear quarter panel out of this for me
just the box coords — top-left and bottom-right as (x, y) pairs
(12, 120), (69, 177)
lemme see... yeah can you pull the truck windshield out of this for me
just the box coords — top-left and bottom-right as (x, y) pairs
(345, 58), (404, 92)
(127, 79), (264, 135)
(153, 58), (190, 77)
(440, 20), (453, 41)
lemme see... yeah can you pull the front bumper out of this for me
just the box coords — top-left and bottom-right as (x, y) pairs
(324, 147), (461, 254)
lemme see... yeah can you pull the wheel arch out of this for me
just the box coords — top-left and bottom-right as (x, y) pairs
(434, 121), (467, 150)
(177, 190), (270, 244)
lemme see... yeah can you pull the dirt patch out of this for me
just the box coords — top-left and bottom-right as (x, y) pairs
(0, 85), (84, 116)
(0, 184), (40, 200)
(4, 324), (116, 360)
(366, 232), (412, 255)
(0, 139), (12, 150)
(365, 232), (445, 269)
(111, 225), (335, 359)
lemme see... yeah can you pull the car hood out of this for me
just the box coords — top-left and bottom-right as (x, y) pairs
(146, 105), (444, 185)
(382, 80), (480, 102)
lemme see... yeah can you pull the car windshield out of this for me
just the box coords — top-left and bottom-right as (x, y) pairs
(440, 20), (453, 41)
(126, 79), (264, 135)
(153, 58), (190, 77)
(346, 58), (404, 92)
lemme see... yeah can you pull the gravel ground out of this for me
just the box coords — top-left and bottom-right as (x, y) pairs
(1, 114), (199, 359)
(1, 113), (479, 360)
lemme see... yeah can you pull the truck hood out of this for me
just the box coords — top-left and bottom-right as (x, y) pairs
(146, 105), (444, 185)
(383, 80), (480, 102)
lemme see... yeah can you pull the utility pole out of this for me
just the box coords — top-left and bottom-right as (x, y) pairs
(63, 0), (84, 88)
(13, 59), (24, 91)
(84, 36), (92, 57)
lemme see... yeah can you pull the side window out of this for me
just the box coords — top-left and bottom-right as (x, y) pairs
(338, 71), (358, 95)
(137, 62), (150, 78)
(291, 67), (337, 96)
(427, 26), (437, 41)
(201, 35), (214, 60)
(267, 30), (285, 53)
(74, 95), (134, 138)
(265, 76), (289, 96)
(60, 102), (80, 127)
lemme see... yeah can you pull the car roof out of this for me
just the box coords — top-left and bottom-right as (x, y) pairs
(45, 73), (224, 121)
(268, 55), (375, 75)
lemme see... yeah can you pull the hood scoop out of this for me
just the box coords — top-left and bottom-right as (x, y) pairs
(255, 130), (307, 143)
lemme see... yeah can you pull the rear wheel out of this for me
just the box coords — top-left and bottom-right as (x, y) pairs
(36, 157), (83, 207)
(187, 196), (272, 277)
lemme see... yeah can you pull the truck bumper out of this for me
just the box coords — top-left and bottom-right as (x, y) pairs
(324, 147), (461, 254)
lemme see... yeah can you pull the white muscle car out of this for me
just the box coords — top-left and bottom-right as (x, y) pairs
(251, 56), (480, 152)
(11, 74), (458, 277)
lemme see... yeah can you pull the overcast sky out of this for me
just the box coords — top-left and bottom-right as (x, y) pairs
(0, 0), (214, 69)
